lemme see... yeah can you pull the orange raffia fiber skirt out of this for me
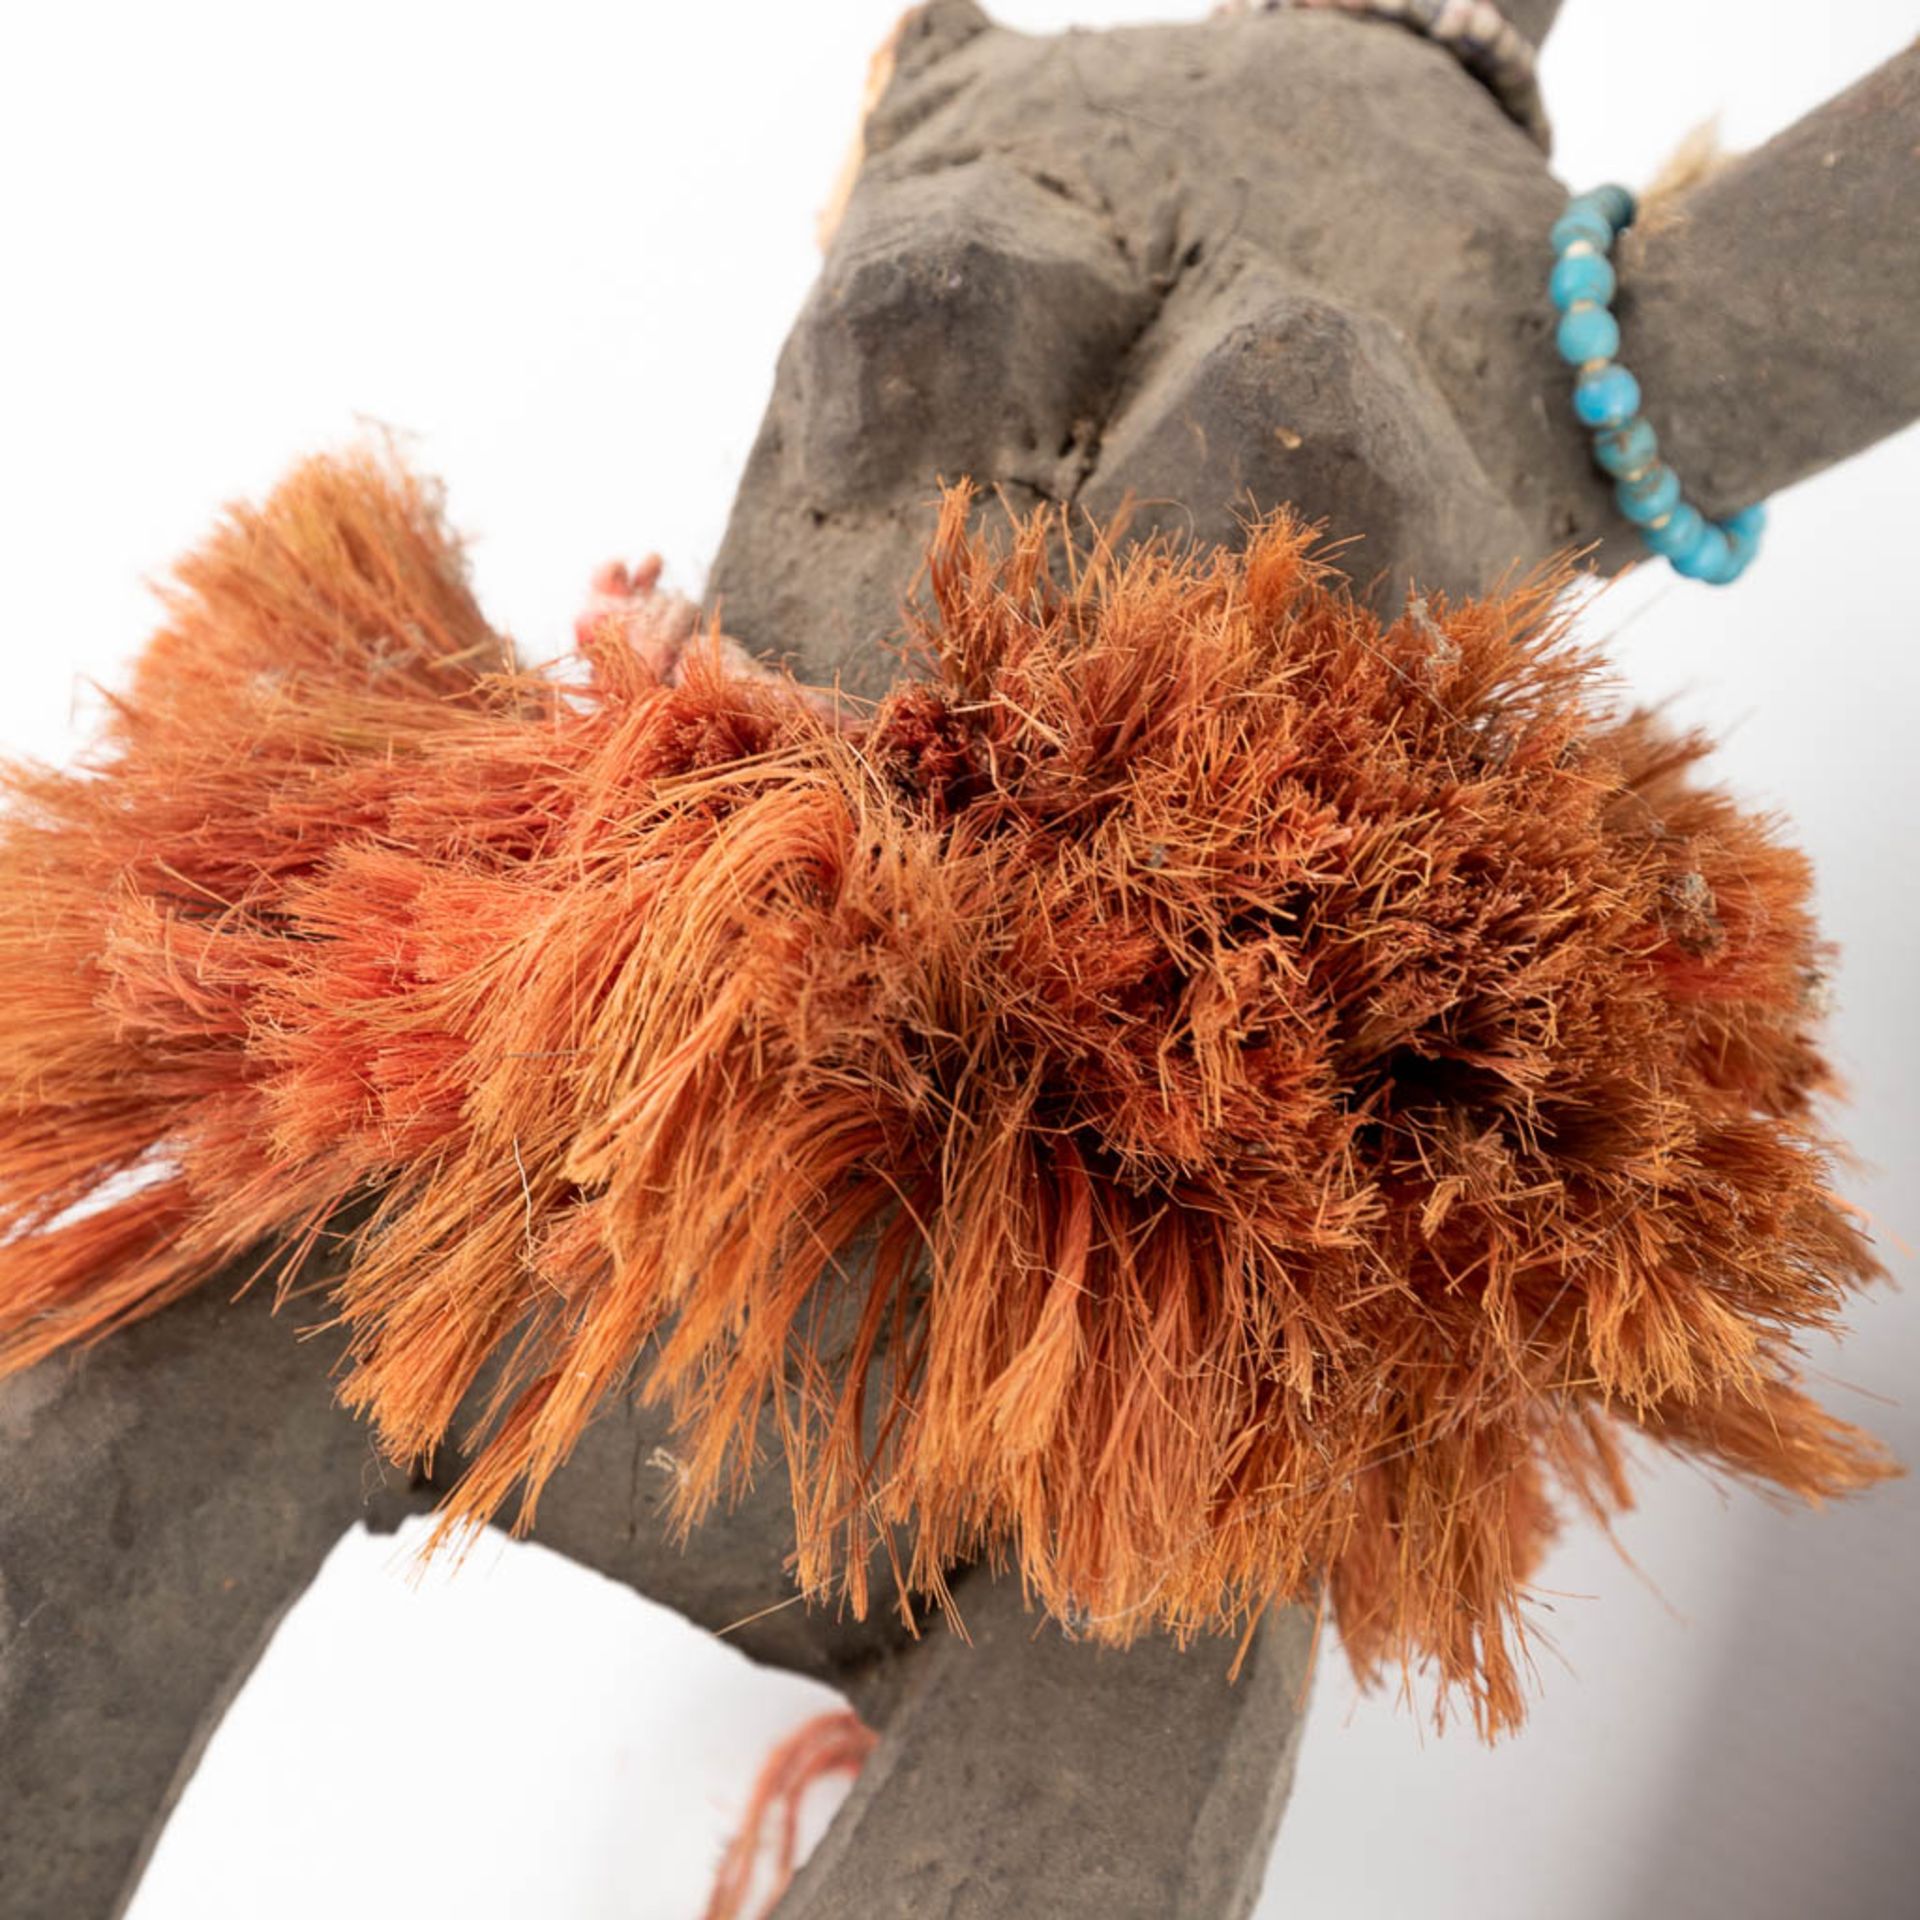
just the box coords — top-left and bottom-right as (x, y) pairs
(0, 451), (1892, 1735)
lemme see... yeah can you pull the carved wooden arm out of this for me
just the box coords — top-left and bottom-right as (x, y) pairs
(1620, 41), (1920, 516)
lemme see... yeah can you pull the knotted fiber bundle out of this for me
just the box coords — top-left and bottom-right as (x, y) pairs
(0, 453), (1890, 1732)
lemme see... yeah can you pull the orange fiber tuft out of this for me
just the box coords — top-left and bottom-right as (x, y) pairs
(0, 453), (1893, 1733)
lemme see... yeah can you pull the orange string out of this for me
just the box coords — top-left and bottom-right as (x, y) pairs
(703, 1710), (879, 1920)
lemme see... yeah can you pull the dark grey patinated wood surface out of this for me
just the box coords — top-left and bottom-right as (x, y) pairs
(711, 8), (1919, 707)
(3, 6), (1915, 1916)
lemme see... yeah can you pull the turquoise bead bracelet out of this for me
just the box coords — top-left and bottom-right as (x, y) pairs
(1551, 184), (1768, 585)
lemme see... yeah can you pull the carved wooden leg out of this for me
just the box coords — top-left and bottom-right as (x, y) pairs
(778, 1579), (1314, 1920)
(0, 1281), (906, 1913)
(0, 1284), (427, 1920)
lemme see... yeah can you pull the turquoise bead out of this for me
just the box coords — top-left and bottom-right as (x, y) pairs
(1593, 416), (1658, 478)
(1643, 501), (1706, 560)
(1556, 304), (1621, 366)
(1549, 251), (1616, 312)
(1701, 536), (1746, 585)
(1551, 204), (1615, 254)
(1723, 505), (1767, 579)
(1616, 463), (1681, 526)
(1671, 524), (1734, 582)
(1583, 184), (1637, 233)
(1573, 364), (1641, 429)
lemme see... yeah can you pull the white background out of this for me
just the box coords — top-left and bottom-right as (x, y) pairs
(3, 3), (1916, 1916)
